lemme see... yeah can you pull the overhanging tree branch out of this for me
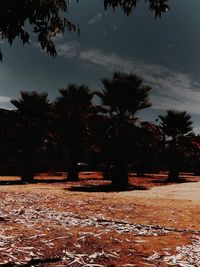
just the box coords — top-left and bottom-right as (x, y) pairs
(0, 0), (169, 60)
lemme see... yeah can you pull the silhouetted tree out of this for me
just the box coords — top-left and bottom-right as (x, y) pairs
(54, 84), (93, 181)
(96, 71), (151, 187)
(0, 0), (77, 60)
(158, 110), (193, 181)
(11, 91), (50, 182)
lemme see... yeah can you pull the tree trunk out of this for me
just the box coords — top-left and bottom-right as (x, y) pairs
(21, 152), (34, 183)
(110, 163), (128, 188)
(68, 162), (78, 181)
(167, 169), (179, 181)
(167, 138), (180, 182)
(103, 164), (111, 180)
(67, 146), (79, 181)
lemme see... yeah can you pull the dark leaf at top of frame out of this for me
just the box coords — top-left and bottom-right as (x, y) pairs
(104, 0), (169, 17)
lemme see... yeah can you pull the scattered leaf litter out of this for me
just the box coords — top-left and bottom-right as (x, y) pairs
(0, 191), (200, 266)
(146, 236), (200, 266)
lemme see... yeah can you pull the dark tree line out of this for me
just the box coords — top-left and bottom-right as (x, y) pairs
(0, 71), (198, 187)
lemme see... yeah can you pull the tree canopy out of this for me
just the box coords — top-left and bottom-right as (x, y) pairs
(0, 0), (169, 60)
(0, 0), (77, 60)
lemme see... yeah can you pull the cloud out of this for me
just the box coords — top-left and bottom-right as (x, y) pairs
(87, 13), (103, 25)
(79, 50), (200, 115)
(50, 41), (200, 115)
(79, 49), (133, 71)
(56, 42), (78, 58)
(150, 75), (200, 115)
(0, 96), (10, 103)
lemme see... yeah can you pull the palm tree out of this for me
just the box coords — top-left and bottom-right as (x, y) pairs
(158, 110), (193, 181)
(11, 91), (50, 182)
(96, 71), (152, 187)
(54, 84), (93, 181)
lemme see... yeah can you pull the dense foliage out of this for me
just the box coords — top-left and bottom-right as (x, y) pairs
(0, 0), (77, 60)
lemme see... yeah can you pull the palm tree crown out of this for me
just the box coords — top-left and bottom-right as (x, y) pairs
(55, 84), (93, 115)
(159, 110), (193, 139)
(11, 91), (49, 118)
(98, 72), (151, 117)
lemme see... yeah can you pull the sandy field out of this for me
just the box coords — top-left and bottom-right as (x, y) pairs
(0, 173), (200, 266)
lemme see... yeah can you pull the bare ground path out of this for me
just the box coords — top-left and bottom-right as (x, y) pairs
(121, 181), (200, 201)
(0, 174), (200, 266)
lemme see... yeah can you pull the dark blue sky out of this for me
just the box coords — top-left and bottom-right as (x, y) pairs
(1, 0), (200, 131)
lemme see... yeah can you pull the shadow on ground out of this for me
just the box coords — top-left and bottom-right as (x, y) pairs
(152, 178), (196, 184)
(68, 183), (148, 192)
(2, 257), (61, 267)
(0, 179), (68, 186)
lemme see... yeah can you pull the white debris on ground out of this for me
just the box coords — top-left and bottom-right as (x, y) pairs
(0, 191), (199, 266)
(163, 236), (200, 267)
(146, 236), (200, 267)
(0, 191), (171, 266)
(0, 230), (46, 265)
(60, 250), (119, 266)
(0, 192), (170, 236)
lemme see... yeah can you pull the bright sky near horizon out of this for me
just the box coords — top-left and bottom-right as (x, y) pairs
(1, 0), (200, 131)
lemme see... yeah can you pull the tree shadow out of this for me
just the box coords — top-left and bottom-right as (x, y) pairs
(34, 179), (68, 184)
(2, 256), (61, 267)
(68, 183), (148, 192)
(153, 177), (197, 184)
(130, 174), (155, 178)
(0, 180), (24, 186)
(0, 178), (67, 186)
